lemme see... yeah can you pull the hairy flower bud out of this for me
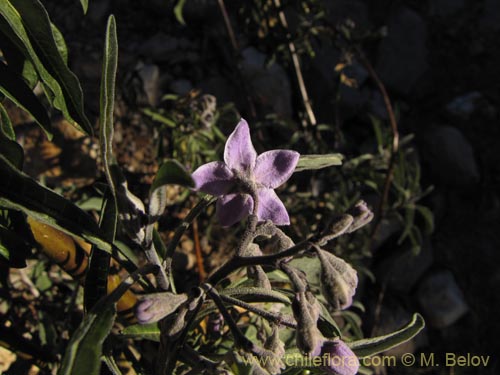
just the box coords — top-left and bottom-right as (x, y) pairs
(262, 325), (286, 374)
(292, 291), (324, 356)
(346, 200), (373, 233)
(317, 250), (358, 310)
(320, 339), (360, 375)
(135, 292), (188, 324)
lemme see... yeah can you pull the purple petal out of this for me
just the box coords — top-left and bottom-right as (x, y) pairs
(192, 161), (235, 196)
(254, 150), (300, 188)
(257, 188), (290, 225)
(216, 194), (254, 227)
(320, 340), (360, 375)
(224, 119), (257, 173)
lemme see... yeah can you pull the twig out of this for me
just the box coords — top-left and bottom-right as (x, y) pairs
(356, 47), (399, 245)
(192, 219), (206, 282)
(274, 0), (317, 127)
(216, 0), (257, 119)
(219, 294), (297, 329)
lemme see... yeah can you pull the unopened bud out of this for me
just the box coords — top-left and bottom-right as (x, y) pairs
(292, 291), (324, 357)
(262, 325), (285, 374)
(346, 200), (373, 233)
(135, 292), (188, 324)
(317, 250), (358, 310)
(320, 339), (359, 375)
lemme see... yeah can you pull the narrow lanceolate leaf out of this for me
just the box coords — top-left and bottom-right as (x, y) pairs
(221, 287), (290, 304)
(60, 266), (157, 375)
(97, 16), (146, 245)
(50, 23), (68, 65)
(80, 0), (89, 15)
(84, 194), (116, 311)
(149, 159), (195, 218)
(0, 154), (111, 252)
(151, 160), (195, 191)
(294, 154), (343, 172)
(0, 104), (23, 168)
(0, 103), (15, 140)
(99, 15), (118, 186)
(0, 224), (30, 266)
(120, 323), (160, 342)
(59, 304), (116, 375)
(349, 313), (425, 357)
(0, 0), (92, 135)
(0, 61), (52, 137)
(0, 29), (39, 89)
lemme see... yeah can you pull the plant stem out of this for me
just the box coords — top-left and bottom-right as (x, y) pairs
(355, 48), (400, 247)
(274, 0), (317, 127)
(164, 195), (214, 291)
(219, 294), (297, 328)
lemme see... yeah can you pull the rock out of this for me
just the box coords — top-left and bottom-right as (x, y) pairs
(376, 7), (428, 95)
(375, 239), (434, 293)
(420, 126), (480, 188)
(480, 0), (500, 32)
(240, 47), (292, 118)
(417, 270), (469, 329)
(445, 92), (482, 119)
(169, 79), (193, 96)
(371, 215), (403, 251)
(137, 63), (160, 107)
(371, 299), (425, 357)
(430, 0), (465, 16)
(87, 0), (111, 25)
(139, 34), (194, 62)
(323, 0), (370, 31)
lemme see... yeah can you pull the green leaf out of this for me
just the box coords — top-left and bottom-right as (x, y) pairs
(0, 104), (23, 168)
(0, 31), (39, 89)
(0, 241), (8, 261)
(59, 304), (116, 375)
(221, 287), (291, 304)
(0, 154), (111, 252)
(0, 61), (52, 138)
(80, 0), (89, 14)
(50, 23), (68, 65)
(173, 0), (187, 25)
(0, 102), (15, 141)
(99, 15), (118, 180)
(84, 193), (115, 311)
(0, 0), (92, 135)
(142, 108), (176, 128)
(415, 204), (434, 234)
(120, 322), (160, 342)
(151, 160), (195, 191)
(149, 159), (194, 218)
(98, 15), (147, 245)
(349, 313), (425, 357)
(294, 154), (343, 172)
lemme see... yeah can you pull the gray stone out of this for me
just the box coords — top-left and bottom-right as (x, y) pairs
(372, 300), (426, 357)
(241, 47), (292, 118)
(430, 0), (466, 16)
(87, 0), (111, 24)
(417, 270), (469, 329)
(481, 0), (500, 32)
(420, 126), (480, 188)
(169, 79), (193, 96)
(139, 33), (179, 61)
(375, 239), (434, 293)
(137, 63), (160, 107)
(376, 7), (428, 95)
(323, 0), (370, 31)
(445, 92), (482, 119)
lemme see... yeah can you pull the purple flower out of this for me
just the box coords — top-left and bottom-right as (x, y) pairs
(192, 119), (299, 226)
(320, 339), (360, 375)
